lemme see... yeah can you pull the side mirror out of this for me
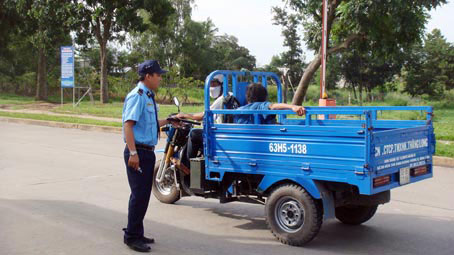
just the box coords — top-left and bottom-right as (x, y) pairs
(173, 97), (180, 113)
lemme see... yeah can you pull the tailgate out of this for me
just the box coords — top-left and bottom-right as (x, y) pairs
(369, 125), (435, 193)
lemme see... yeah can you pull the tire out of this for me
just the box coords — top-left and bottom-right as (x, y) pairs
(152, 160), (180, 204)
(265, 184), (323, 246)
(335, 205), (378, 225)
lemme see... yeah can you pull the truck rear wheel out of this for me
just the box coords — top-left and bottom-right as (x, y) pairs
(265, 184), (323, 246)
(335, 205), (378, 225)
(152, 160), (180, 204)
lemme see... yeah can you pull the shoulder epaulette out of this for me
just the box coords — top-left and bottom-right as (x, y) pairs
(146, 91), (152, 98)
(137, 89), (143, 96)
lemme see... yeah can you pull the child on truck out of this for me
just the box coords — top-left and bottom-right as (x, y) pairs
(234, 83), (305, 124)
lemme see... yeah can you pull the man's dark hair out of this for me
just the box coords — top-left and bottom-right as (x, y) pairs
(246, 83), (267, 103)
(138, 72), (158, 82)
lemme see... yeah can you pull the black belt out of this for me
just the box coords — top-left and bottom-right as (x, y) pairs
(135, 144), (155, 151)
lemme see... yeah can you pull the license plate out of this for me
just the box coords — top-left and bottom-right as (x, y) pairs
(400, 167), (410, 185)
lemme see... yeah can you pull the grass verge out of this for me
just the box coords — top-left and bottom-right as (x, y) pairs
(0, 93), (37, 105)
(52, 102), (204, 119)
(436, 142), (454, 158)
(0, 111), (121, 127)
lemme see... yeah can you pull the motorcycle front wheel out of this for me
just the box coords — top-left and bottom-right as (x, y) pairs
(152, 160), (180, 204)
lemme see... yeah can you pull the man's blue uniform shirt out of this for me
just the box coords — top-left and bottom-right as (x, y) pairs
(234, 102), (273, 124)
(122, 82), (159, 146)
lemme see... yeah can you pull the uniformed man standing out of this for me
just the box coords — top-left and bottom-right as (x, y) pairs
(122, 60), (171, 252)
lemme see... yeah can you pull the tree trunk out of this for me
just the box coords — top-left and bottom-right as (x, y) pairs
(36, 47), (48, 100)
(352, 84), (358, 102)
(291, 33), (364, 105)
(359, 83), (363, 106)
(99, 41), (108, 103)
(291, 54), (322, 105)
(282, 74), (288, 103)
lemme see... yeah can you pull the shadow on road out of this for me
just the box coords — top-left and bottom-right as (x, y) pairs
(1, 199), (453, 255)
(174, 198), (454, 255)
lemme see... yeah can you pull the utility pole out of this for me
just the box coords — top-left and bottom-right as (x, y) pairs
(318, 0), (336, 119)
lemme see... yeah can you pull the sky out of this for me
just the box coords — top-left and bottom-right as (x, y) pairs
(192, 0), (454, 67)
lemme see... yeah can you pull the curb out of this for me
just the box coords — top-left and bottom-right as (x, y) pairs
(0, 116), (122, 134)
(433, 156), (454, 168)
(1, 116), (453, 168)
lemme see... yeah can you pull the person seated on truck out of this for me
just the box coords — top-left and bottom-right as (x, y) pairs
(233, 83), (305, 124)
(176, 74), (236, 168)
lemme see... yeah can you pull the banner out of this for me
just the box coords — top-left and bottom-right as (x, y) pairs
(61, 46), (74, 88)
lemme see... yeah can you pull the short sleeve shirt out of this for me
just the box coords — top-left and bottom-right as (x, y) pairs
(210, 92), (233, 124)
(233, 102), (272, 124)
(122, 82), (159, 146)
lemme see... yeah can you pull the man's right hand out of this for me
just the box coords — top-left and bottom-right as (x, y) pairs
(128, 154), (140, 170)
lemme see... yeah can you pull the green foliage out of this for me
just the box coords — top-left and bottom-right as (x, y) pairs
(272, 5), (305, 86)
(383, 93), (412, 106)
(404, 29), (454, 98)
(211, 35), (256, 71)
(131, 0), (256, 81)
(158, 67), (204, 104)
(273, 0), (447, 103)
(71, 0), (174, 103)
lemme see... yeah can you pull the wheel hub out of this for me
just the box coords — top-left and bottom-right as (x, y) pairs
(275, 197), (304, 233)
(156, 168), (175, 195)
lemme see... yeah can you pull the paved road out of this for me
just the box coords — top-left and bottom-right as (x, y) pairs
(0, 122), (453, 255)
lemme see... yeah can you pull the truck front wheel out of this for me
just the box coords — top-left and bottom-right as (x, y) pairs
(335, 205), (378, 225)
(152, 160), (180, 204)
(265, 184), (323, 246)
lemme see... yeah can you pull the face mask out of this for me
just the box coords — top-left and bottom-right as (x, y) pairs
(210, 86), (222, 98)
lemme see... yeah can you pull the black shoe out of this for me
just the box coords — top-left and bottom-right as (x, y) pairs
(124, 239), (151, 253)
(141, 236), (155, 244)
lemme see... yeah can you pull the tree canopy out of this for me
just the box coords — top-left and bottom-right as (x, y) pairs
(404, 29), (454, 98)
(71, 0), (174, 103)
(273, 0), (447, 105)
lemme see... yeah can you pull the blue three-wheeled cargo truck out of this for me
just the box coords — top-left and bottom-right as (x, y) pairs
(153, 70), (435, 246)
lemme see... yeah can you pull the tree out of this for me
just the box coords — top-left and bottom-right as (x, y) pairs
(178, 19), (218, 79)
(404, 29), (454, 98)
(0, 0), (21, 56)
(129, 0), (255, 81)
(273, 0), (447, 105)
(272, 6), (305, 90)
(14, 0), (74, 100)
(340, 46), (404, 104)
(72, 0), (174, 103)
(211, 35), (256, 71)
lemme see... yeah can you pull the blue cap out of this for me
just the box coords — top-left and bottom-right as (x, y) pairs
(138, 60), (168, 76)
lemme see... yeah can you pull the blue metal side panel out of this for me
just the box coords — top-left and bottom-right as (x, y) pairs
(366, 125), (435, 194)
(205, 124), (367, 194)
(235, 82), (249, 106)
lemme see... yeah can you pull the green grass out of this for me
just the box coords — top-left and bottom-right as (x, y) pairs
(53, 102), (124, 118)
(0, 111), (121, 127)
(371, 108), (454, 142)
(0, 93), (37, 105)
(52, 102), (204, 119)
(436, 142), (454, 158)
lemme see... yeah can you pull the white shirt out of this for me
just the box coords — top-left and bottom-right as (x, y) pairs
(210, 92), (233, 124)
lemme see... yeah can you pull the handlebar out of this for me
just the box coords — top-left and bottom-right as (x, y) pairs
(167, 117), (201, 126)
